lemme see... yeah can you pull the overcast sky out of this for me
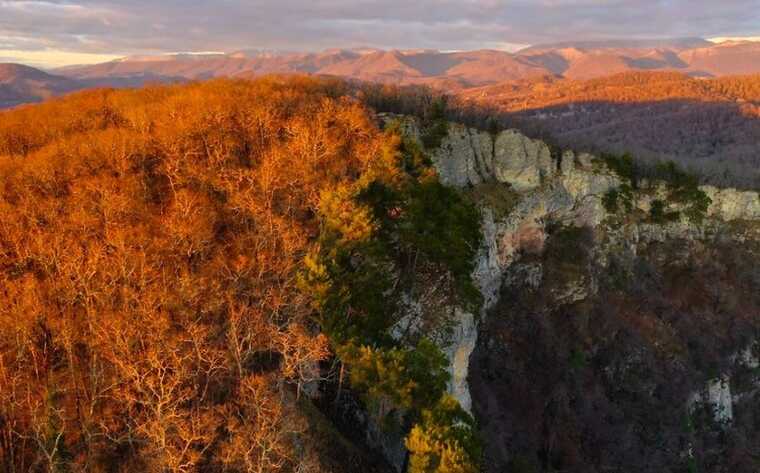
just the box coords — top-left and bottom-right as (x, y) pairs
(2, 0), (759, 67)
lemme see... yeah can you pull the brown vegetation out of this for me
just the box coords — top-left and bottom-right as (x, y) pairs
(458, 72), (760, 188)
(471, 228), (760, 473)
(0, 76), (392, 472)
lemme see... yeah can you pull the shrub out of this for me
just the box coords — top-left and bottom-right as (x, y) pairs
(338, 338), (450, 418)
(420, 97), (451, 150)
(653, 161), (712, 223)
(596, 156), (711, 223)
(400, 179), (483, 311)
(301, 240), (397, 346)
(649, 199), (681, 224)
(542, 224), (594, 291)
(544, 224), (593, 267)
(508, 455), (538, 473)
(298, 118), (484, 462)
(602, 184), (634, 214)
(597, 152), (637, 187)
(569, 349), (588, 370)
(304, 119), (484, 338)
(602, 188), (619, 213)
(466, 182), (521, 220)
(406, 395), (482, 473)
(300, 183), (398, 345)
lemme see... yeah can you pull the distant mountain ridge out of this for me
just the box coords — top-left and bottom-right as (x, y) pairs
(0, 63), (82, 108)
(52, 39), (760, 89)
(3, 38), (760, 110)
(517, 37), (712, 52)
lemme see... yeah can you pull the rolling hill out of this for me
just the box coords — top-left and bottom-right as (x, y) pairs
(4, 38), (760, 111)
(52, 39), (760, 90)
(459, 71), (760, 187)
(0, 63), (83, 108)
(5, 39), (760, 187)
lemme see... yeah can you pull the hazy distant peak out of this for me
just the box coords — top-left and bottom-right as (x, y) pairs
(0, 63), (82, 108)
(116, 52), (226, 63)
(0, 62), (55, 80)
(520, 37), (711, 53)
(709, 36), (760, 44)
(398, 49), (440, 56)
(711, 40), (760, 48)
(16, 40), (760, 102)
(0, 63), (80, 88)
(227, 49), (295, 59)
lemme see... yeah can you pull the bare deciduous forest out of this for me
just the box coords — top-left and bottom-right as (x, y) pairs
(0, 77), (366, 472)
(1, 70), (759, 473)
(458, 71), (760, 188)
(0, 75), (489, 473)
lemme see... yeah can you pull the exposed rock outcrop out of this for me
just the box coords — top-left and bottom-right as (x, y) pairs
(385, 114), (760, 417)
(432, 123), (556, 192)
(689, 376), (734, 425)
(703, 185), (760, 220)
(376, 114), (760, 471)
(688, 343), (760, 426)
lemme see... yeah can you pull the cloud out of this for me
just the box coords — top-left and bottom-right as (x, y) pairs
(1, 0), (758, 67)
(0, 48), (121, 67)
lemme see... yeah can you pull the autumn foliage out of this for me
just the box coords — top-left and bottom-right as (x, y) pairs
(0, 76), (484, 472)
(454, 71), (760, 188)
(0, 77), (374, 472)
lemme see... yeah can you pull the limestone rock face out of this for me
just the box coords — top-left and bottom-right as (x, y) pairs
(703, 186), (760, 220)
(441, 309), (478, 413)
(416, 123), (621, 413)
(387, 113), (760, 426)
(431, 124), (558, 192)
(472, 208), (504, 310)
(432, 124), (494, 187)
(560, 163), (620, 201)
(736, 345), (760, 369)
(384, 114), (760, 226)
(711, 378), (736, 424)
(493, 130), (555, 191)
(686, 343), (760, 429)
(404, 116), (557, 193)
(689, 376), (734, 425)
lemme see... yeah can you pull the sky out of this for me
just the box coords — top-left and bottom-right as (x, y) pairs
(1, 0), (759, 68)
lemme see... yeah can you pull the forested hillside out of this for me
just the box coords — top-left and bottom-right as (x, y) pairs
(0, 77), (482, 473)
(459, 72), (760, 188)
(2, 74), (759, 473)
(0, 64), (83, 109)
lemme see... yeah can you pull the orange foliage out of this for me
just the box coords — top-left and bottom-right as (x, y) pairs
(0, 76), (385, 472)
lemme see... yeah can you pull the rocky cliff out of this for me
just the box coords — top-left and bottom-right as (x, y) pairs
(383, 114), (760, 472)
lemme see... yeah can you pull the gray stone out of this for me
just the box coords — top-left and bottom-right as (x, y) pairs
(493, 130), (554, 191)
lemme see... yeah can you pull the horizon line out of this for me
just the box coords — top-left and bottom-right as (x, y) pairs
(3, 35), (760, 70)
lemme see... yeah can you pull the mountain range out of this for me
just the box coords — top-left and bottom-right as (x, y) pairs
(3, 38), (760, 187)
(0, 63), (81, 108)
(3, 38), (760, 109)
